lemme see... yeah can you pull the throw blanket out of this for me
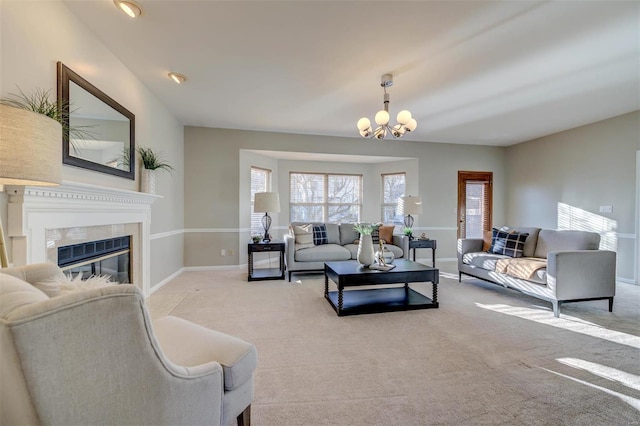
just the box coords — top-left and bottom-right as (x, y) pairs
(495, 258), (547, 280)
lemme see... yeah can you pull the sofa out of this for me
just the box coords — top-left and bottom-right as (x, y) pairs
(284, 222), (409, 281)
(457, 227), (616, 317)
(0, 263), (256, 426)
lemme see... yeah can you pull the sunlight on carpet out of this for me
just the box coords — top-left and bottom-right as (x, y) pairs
(475, 302), (640, 349)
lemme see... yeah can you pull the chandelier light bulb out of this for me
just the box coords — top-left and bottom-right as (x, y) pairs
(375, 110), (390, 125)
(357, 117), (371, 131)
(397, 110), (412, 125)
(392, 124), (406, 138)
(405, 118), (418, 132)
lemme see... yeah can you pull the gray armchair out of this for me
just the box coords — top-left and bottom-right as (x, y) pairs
(1, 263), (256, 425)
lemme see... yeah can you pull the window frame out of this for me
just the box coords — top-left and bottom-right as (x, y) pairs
(381, 172), (406, 225)
(289, 172), (362, 223)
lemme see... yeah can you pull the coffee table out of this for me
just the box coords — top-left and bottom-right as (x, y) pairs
(324, 259), (439, 316)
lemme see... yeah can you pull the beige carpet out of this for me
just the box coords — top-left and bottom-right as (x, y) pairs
(148, 262), (640, 425)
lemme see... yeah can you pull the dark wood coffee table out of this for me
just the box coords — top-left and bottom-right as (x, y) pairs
(324, 259), (439, 316)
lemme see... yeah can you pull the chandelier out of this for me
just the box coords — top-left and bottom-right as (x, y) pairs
(356, 73), (417, 140)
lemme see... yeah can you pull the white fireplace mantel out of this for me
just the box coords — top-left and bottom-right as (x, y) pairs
(6, 181), (160, 296)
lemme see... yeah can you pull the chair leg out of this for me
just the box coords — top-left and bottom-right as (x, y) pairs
(237, 405), (251, 426)
(552, 301), (560, 318)
(458, 271), (462, 282)
(608, 297), (614, 312)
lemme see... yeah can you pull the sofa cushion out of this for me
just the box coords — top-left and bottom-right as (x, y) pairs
(343, 243), (358, 259)
(384, 243), (403, 259)
(312, 224), (328, 245)
(490, 230), (529, 258)
(461, 253), (547, 284)
(324, 223), (340, 245)
(294, 244), (351, 262)
(291, 224), (314, 250)
(339, 223), (359, 246)
(534, 230), (600, 259)
(463, 252), (511, 270)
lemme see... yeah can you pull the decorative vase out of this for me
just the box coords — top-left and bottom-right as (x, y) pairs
(375, 246), (395, 265)
(141, 168), (156, 194)
(356, 234), (375, 267)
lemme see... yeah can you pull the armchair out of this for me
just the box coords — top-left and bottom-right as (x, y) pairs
(0, 263), (256, 425)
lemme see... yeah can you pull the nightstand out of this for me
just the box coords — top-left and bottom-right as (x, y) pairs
(247, 241), (285, 281)
(409, 239), (437, 267)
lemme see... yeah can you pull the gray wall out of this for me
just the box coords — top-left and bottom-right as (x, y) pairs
(184, 127), (506, 267)
(0, 1), (184, 287)
(505, 111), (639, 283)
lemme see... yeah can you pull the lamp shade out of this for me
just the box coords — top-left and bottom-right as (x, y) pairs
(254, 192), (280, 213)
(0, 105), (62, 186)
(398, 196), (423, 215)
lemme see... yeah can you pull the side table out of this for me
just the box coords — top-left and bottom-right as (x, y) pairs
(409, 239), (437, 267)
(248, 241), (285, 281)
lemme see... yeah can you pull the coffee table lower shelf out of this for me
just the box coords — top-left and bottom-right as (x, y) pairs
(325, 287), (438, 316)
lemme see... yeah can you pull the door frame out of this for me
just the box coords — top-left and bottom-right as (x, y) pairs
(457, 171), (493, 239)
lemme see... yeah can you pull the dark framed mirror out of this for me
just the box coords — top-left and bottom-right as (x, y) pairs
(57, 62), (135, 180)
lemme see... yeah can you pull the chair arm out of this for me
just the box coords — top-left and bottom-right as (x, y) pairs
(153, 316), (257, 391)
(284, 233), (296, 268)
(392, 234), (409, 258)
(546, 250), (616, 300)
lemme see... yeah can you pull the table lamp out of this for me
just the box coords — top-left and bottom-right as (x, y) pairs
(254, 192), (280, 243)
(398, 195), (423, 236)
(0, 104), (62, 267)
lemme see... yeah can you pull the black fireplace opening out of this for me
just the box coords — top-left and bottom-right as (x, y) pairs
(57, 236), (131, 283)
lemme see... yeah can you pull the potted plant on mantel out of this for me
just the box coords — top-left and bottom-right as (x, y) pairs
(137, 146), (173, 194)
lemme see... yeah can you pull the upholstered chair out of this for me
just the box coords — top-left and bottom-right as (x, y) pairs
(0, 263), (257, 426)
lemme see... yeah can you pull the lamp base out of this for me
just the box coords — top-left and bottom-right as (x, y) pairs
(262, 213), (272, 244)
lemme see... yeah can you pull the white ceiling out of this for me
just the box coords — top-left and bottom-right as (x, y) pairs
(63, 0), (639, 146)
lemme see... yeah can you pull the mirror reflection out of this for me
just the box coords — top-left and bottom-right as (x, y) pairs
(58, 62), (135, 180)
(69, 81), (130, 171)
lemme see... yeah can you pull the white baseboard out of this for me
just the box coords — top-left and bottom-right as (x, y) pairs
(148, 267), (184, 296)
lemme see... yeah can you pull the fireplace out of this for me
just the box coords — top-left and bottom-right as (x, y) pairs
(6, 181), (159, 296)
(58, 236), (132, 283)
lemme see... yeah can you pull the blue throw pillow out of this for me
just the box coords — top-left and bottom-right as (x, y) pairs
(313, 224), (328, 245)
(490, 229), (529, 258)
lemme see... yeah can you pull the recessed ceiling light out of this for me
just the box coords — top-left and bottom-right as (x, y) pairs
(168, 72), (187, 84)
(114, 0), (143, 18)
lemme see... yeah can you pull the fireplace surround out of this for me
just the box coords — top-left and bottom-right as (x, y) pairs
(5, 181), (159, 296)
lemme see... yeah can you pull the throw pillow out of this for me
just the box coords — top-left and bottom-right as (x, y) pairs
(292, 224), (313, 250)
(371, 227), (380, 245)
(312, 224), (328, 245)
(482, 230), (493, 252)
(378, 225), (394, 245)
(490, 230), (529, 258)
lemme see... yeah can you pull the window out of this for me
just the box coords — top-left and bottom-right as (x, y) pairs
(381, 172), (406, 224)
(251, 167), (271, 234)
(290, 173), (361, 223)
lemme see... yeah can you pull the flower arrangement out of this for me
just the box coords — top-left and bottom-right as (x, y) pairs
(251, 234), (263, 243)
(353, 223), (379, 235)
